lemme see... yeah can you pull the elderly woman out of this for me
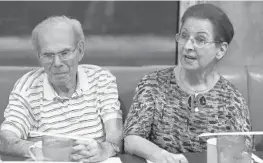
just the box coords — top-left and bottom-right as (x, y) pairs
(124, 3), (251, 163)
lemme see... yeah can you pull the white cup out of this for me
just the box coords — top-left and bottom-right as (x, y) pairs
(29, 136), (73, 161)
(207, 138), (218, 163)
(28, 141), (44, 161)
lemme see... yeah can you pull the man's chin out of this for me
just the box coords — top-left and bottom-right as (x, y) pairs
(51, 78), (69, 86)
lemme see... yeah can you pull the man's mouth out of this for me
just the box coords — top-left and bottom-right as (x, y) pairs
(53, 71), (68, 74)
(53, 72), (68, 77)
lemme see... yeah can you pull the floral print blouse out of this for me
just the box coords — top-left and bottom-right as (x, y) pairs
(124, 66), (252, 153)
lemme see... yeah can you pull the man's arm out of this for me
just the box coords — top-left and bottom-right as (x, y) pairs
(71, 119), (123, 163)
(101, 118), (123, 156)
(0, 130), (34, 157)
(98, 69), (123, 156)
(0, 73), (37, 158)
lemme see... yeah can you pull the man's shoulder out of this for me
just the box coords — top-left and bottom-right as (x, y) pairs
(12, 67), (45, 93)
(79, 64), (115, 78)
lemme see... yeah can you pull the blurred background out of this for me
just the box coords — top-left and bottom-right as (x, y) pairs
(0, 0), (263, 150)
(0, 1), (263, 67)
(0, 1), (179, 67)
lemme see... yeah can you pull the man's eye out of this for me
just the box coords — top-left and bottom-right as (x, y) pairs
(43, 53), (53, 57)
(61, 51), (69, 56)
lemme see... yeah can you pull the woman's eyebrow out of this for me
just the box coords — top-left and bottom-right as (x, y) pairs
(180, 28), (188, 32)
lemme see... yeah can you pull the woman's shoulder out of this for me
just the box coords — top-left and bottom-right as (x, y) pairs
(217, 76), (247, 104)
(141, 66), (175, 83)
(135, 66), (176, 93)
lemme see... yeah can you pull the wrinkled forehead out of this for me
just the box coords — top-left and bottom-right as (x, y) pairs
(180, 17), (215, 38)
(38, 23), (76, 53)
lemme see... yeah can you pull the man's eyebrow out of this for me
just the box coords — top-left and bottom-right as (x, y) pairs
(196, 31), (209, 35)
(57, 48), (71, 54)
(41, 47), (72, 55)
(42, 52), (54, 55)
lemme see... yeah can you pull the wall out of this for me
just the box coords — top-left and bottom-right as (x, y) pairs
(179, 1), (263, 66)
(209, 1), (263, 66)
(210, 1), (263, 148)
(0, 1), (179, 67)
(0, 1), (179, 36)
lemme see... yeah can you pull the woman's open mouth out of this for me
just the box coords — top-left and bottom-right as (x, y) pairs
(184, 55), (197, 62)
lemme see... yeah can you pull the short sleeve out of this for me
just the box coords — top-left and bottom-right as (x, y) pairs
(124, 76), (155, 139)
(1, 91), (36, 139)
(98, 69), (122, 123)
(228, 92), (252, 148)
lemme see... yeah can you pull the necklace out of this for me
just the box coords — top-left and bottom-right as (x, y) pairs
(178, 67), (212, 112)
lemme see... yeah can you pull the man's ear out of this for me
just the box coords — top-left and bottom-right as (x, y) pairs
(37, 53), (43, 67)
(77, 40), (85, 62)
(36, 51), (45, 67)
(216, 42), (228, 60)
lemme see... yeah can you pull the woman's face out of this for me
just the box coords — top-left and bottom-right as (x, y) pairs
(178, 17), (222, 70)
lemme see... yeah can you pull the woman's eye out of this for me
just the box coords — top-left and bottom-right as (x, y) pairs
(181, 33), (189, 39)
(196, 37), (207, 43)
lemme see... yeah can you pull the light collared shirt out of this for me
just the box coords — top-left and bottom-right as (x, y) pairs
(1, 64), (122, 141)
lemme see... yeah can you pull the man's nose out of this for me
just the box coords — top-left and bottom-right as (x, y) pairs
(53, 55), (63, 67)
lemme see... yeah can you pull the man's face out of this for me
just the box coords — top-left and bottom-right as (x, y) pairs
(37, 23), (83, 87)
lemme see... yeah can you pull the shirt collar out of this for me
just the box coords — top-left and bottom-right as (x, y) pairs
(43, 66), (89, 100)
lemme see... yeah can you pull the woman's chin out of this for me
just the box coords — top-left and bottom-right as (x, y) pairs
(180, 61), (198, 70)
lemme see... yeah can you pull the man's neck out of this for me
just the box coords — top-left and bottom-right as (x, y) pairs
(53, 78), (77, 98)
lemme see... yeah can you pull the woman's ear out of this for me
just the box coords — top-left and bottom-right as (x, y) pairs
(216, 42), (228, 60)
(77, 40), (85, 62)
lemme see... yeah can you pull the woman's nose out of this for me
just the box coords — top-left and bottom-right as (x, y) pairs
(184, 38), (195, 51)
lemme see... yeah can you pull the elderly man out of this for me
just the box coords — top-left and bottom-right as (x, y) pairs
(0, 16), (123, 162)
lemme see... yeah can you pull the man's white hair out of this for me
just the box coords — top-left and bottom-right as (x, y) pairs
(31, 15), (85, 52)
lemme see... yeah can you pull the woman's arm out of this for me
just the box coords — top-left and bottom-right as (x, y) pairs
(123, 76), (163, 161)
(229, 90), (252, 148)
(125, 135), (188, 163)
(124, 75), (188, 163)
(124, 135), (163, 162)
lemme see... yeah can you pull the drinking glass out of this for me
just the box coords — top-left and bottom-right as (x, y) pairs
(42, 135), (73, 161)
(217, 135), (251, 163)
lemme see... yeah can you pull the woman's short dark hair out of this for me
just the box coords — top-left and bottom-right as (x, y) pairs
(181, 3), (234, 44)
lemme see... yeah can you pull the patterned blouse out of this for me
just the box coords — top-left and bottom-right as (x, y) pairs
(124, 66), (252, 153)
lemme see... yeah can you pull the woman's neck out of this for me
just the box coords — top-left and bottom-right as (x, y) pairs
(179, 66), (218, 92)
